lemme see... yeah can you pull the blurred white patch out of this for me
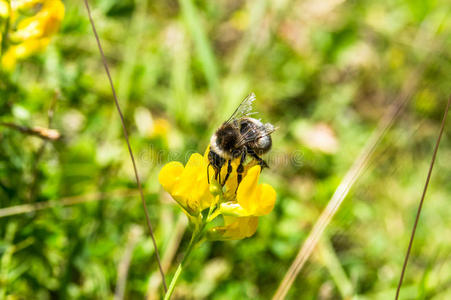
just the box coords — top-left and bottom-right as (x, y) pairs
(12, 104), (30, 120)
(339, 41), (377, 69)
(61, 109), (85, 134)
(194, 258), (231, 298)
(134, 106), (153, 136)
(164, 24), (185, 52)
(301, 0), (346, 19)
(96, 141), (123, 166)
(295, 122), (338, 154)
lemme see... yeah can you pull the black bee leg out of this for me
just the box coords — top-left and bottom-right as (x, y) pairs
(249, 152), (269, 169)
(222, 160), (232, 186)
(213, 163), (224, 184)
(207, 163), (211, 184)
(236, 149), (247, 190)
(209, 150), (226, 184)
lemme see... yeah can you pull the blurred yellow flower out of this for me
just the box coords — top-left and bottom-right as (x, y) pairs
(158, 146), (276, 240)
(1, 0), (64, 70)
(150, 118), (170, 139)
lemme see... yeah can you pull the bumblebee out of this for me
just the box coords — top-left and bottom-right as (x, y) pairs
(208, 93), (275, 186)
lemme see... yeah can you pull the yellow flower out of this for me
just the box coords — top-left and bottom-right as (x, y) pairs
(11, 0), (64, 41)
(158, 153), (213, 217)
(1, 0), (64, 70)
(158, 146), (276, 240)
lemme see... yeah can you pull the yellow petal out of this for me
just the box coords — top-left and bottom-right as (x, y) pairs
(236, 165), (276, 216)
(256, 183), (276, 215)
(236, 165), (260, 211)
(158, 161), (184, 194)
(1, 38), (50, 70)
(219, 202), (248, 216)
(239, 216), (259, 238)
(171, 153), (213, 213)
(208, 216), (259, 240)
(13, 0), (64, 41)
(41, 0), (65, 35)
(1, 49), (17, 70)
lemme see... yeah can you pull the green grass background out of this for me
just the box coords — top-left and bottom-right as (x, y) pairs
(1, 0), (451, 299)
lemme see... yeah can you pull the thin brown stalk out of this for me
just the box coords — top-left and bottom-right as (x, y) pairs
(395, 95), (450, 299)
(0, 189), (139, 218)
(82, 0), (167, 291)
(272, 48), (431, 300)
(0, 122), (60, 140)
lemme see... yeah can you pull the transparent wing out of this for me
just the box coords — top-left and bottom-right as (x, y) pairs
(225, 93), (257, 124)
(261, 123), (277, 138)
(237, 123), (277, 147)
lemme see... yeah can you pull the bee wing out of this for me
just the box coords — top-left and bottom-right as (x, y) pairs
(225, 93), (257, 124)
(237, 123), (277, 147)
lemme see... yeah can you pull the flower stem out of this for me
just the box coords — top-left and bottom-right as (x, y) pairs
(164, 229), (199, 300)
(164, 263), (183, 300)
(165, 198), (222, 299)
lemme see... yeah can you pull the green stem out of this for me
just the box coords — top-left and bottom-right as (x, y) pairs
(207, 209), (221, 223)
(164, 263), (182, 300)
(164, 194), (223, 299)
(164, 229), (199, 300)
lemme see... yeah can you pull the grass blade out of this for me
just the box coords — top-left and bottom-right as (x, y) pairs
(179, 0), (220, 98)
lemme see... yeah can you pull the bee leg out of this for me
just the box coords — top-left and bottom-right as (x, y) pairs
(213, 161), (225, 184)
(222, 160), (232, 186)
(236, 149), (247, 191)
(207, 163), (211, 184)
(249, 151), (269, 168)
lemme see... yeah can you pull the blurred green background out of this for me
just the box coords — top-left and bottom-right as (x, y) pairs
(1, 0), (451, 299)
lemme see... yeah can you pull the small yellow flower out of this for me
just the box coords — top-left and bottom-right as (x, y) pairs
(158, 146), (276, 240)
(158, 153), (213, 217)
(1, 0), (64, 70)
(11, 0), (65, 41)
